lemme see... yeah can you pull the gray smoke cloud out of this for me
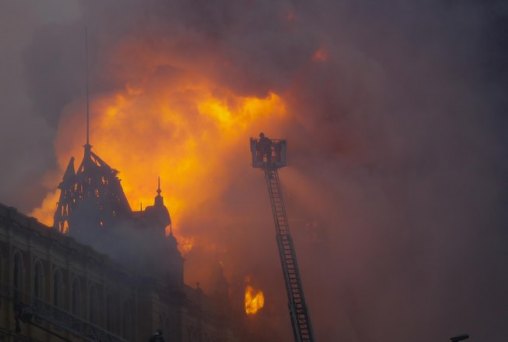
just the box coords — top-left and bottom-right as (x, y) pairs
(1, 0), (507, 341)
(0, 0), (80, 210)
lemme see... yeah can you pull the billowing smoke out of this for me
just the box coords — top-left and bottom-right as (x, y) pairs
(1, 0), (507, 341)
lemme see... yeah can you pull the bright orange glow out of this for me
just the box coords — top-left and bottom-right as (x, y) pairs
(31, 190), (59, 227)
(30, 71), (288, 249)
(244, 285), (265, 315)
(177, 235), (195, 256)
(312, 48), (329, 62)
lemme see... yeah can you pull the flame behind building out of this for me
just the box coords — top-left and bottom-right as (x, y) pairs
(52, 124), (182, 286)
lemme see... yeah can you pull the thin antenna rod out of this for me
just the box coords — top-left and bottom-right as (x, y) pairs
(85, 27), (90, 147)
(157, 176), (161, 195)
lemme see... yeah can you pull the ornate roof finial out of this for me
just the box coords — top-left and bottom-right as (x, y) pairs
(154, 176), (164, 208)
(84, 26), (91, 150)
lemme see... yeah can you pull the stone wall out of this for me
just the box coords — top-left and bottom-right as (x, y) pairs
(0, 204), (237, 342)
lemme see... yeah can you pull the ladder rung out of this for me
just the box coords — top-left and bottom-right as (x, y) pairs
(266, 170), (313, 342)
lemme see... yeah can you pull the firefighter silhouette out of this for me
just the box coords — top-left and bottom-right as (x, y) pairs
(257, 132), (272, 163)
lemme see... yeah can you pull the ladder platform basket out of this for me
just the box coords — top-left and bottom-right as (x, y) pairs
(250, 137), (287, 169)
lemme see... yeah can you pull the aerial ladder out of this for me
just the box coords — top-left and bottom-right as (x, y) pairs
(250, 134), (315, 342)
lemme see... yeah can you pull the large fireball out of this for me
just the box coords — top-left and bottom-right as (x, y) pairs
(32, 75), (287, 247)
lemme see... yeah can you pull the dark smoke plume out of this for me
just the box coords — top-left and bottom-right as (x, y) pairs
(1, 0), (507, 341)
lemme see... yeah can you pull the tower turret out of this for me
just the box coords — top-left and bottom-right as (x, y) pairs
(53, 143), (132, 236)
(138, 177), (171, 234)
(53, 30), (131, 235)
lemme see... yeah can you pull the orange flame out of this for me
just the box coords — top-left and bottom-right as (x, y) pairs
(244, 285), (265, 315)
(31, 72), (288, 248)
(178, 236), (195, 255)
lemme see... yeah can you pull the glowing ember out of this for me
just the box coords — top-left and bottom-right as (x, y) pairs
(244, 285), (265, 315)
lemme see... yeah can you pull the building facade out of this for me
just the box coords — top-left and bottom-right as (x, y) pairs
(0, 203), (237, 341)
(0, 122), (245, 341)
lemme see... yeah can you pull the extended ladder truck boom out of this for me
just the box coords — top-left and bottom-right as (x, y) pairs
(250, 134), (315, 342)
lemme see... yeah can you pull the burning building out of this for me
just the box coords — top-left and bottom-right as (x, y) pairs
(0, 135), (238, 341)
(52, 138), (184, 287)
(2, 1), (508, 341)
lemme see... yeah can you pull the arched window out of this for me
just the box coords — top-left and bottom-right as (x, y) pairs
(33, 261), (45, 300)
(186, 326), (197, 341)
(0, 253), (2, 310)
(163, 315), (169, 339)
(106, 294), (113, 331)
(53, 269), (64, 308)
(122, 300), (133, 339)
(13, 252), (24, 294)
(0, 251), (3, 283)
(89, 285), (100, 324)
(71, 279), (81, 316)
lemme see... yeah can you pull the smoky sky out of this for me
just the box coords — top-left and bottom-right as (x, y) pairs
(1, 1), (507, 341)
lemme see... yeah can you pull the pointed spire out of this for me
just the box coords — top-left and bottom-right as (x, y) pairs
(155, 176), (164, 207)
(84, 26), (91, 150)
(62, 157), (76, 183)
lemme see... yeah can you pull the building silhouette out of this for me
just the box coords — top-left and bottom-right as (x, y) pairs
(0, 141), (237, 341)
